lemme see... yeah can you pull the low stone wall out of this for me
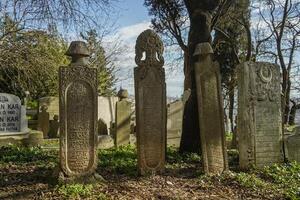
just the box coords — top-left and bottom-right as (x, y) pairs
(0, 130), (43, 147)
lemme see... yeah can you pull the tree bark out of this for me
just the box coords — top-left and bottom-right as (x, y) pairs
(180, 0), (220, 153)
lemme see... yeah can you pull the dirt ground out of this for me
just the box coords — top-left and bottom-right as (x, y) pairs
(0, 162), (285, 200)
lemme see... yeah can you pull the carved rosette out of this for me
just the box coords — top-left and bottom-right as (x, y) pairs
(59, 65), (98, 178)
(134, 29), (166, 175)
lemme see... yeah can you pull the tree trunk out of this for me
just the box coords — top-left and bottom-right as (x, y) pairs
(180, 0), (219, 153)
(229, 85), (235, 133)
(284, 79), (291, 124)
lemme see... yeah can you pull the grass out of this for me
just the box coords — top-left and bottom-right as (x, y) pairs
(57, 184), (94, 199)
(98, 145), (138, 176)
(221, 162), (300, 200)
(0, 144), (299, 199)
(0, 145), (57, 166)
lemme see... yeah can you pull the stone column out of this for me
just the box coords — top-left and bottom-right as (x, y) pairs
(237, 62), (283, 169)
(37, 105), (50, 138)
(194, 42), (228, 174)
(58, 41), (99, 183)
(115, 88), (131, 147)
(134, 29), (166, 175)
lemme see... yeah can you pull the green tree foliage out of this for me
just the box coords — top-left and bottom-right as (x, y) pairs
(81, 30), (117, 96)
(0, 16), (68, 99)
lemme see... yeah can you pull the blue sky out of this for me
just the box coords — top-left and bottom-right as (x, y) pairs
(106, 0), (185, 98)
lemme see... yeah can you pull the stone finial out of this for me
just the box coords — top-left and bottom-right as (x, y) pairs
(65, 41), (90, 64)
(41, 105), (48, 112)
(135, 29), (164, 67)
(117, 88), (129, 100)
(53, 114), (59, 121)
(193, 42), (214, 56)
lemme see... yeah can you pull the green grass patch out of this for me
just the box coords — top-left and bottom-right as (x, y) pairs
(223, 162), (300, 200)
(98, 145), (137, 176)
(167, 147), (201, 164)
(0, 145), (57, 166)
(57, 184), (94, 199)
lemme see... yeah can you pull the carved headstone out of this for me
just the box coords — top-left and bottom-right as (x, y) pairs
(237, 62), (283, 169)
(0, 93), (28, 133)
(39, 97), (59, 119)
(37, 105), (50, 138)
(167, 100), (183, 147)
(286, 126), (300, 162)
(49, 115), (59, 138)
(134, 29), (166, 175)
(115, 88), (131, 147)
(59, 41), (98, 182)
(194, 43), (228, 174)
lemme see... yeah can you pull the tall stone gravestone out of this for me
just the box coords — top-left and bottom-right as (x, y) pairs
(134, 29), (166, 175)
(0, 93), (28, 133)
(237, 62), (283, 169)
(59, 41), (98, 182)
(194, 43), (228, 174)
(115, 88), (131, 147)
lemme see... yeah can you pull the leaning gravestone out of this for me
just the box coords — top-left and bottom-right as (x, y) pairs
(0, 93), (28, 133)
(134, 29), (166, 175)
(59, 41), (98, 183)
(194, 43), (228, 174)
(237, 62), (283, 169)
(115, 88), (131, 147)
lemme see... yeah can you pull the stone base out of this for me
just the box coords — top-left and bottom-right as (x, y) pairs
(98, 135), (114, 149)
(0, 131), (29, 147)
(56, 169), (105, 184)
(0, 130), (44, 147)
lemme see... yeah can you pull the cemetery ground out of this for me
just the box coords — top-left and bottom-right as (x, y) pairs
(0, 144), (299, 200)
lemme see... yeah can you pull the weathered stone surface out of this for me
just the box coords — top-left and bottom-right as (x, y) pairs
(37, 105), (50, 138)
(98, 135), (114, 149)
(115, 89), (131, 147)
(286, 126), (300, 162)
(59, 41), (98, 182)
(23, 130), (44, 147)
(237, 62), (283, 169)
(167, 100), (183, 147)
(194, 42), (228, 174)
(39, 96), (118, 135)
(49, 115), (59, 138)
(0, 93), (24, 132)
(134, 29), (166, 175)
(39, 97), (59, 120)
(97, 96), (118, 135)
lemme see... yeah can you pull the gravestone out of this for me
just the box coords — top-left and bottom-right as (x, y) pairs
(49, 115), (59, 138)
(194, 43), (228, 174)
(167, 100), (183, 147)
(237, 62), (283, 169)
(59, 41), (98, 183)
(285, 127), (300, 162)
(0, 93), (28, 133)
(134, 29), (166, 175)
(115, 88), (131, 147)
(37, 105), (50, 138)
(39, 97), (59, 119)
